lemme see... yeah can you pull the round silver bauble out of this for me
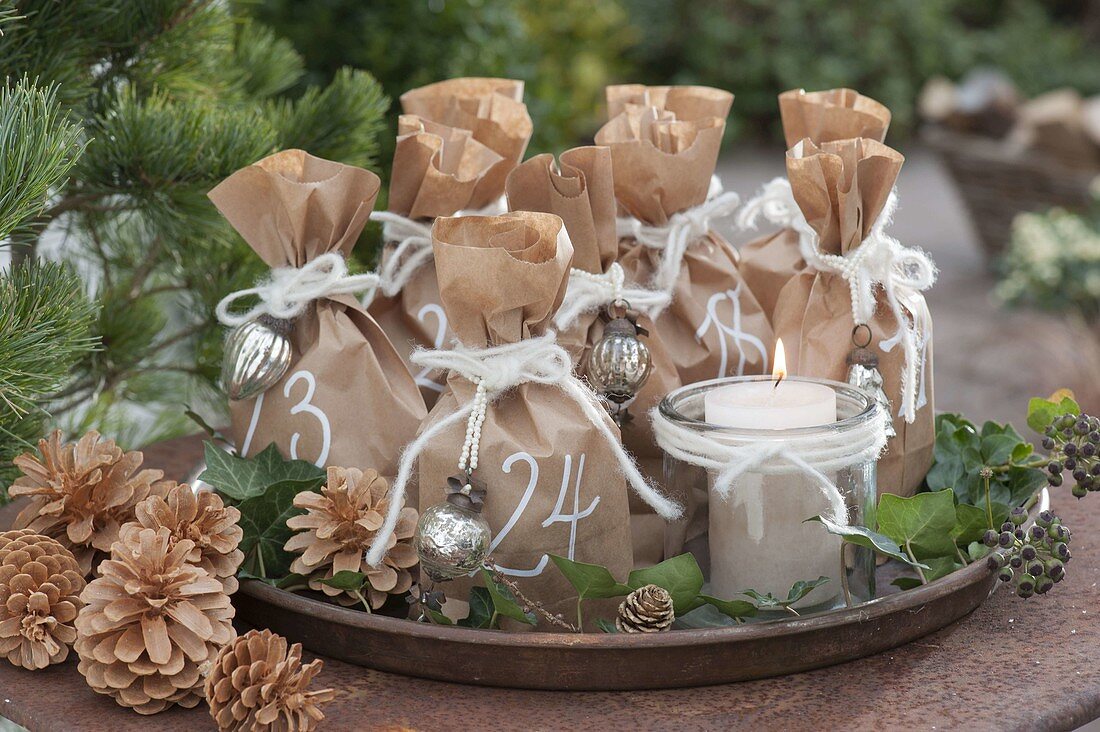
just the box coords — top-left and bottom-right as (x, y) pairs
(586, 310), (653, 406)
(414, 499), (491, 584)
(221, 315), (292, 401)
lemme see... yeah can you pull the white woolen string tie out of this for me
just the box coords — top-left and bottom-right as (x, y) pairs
(650, 404), (890, 528)
(736, 177), (800, 230)
(553, 262), (671, 331)
(216, 252), (381, 327)
(361, 197), (507, 308)
(615, 176), (741, 298)
(365, 331), (682, 567)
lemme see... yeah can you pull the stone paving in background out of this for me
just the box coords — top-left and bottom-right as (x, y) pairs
(716, 145), (1100, 429)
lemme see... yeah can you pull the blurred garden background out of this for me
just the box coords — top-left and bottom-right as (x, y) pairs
(1, 0), (1099, 489)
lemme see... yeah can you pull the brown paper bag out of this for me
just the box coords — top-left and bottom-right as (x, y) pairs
(504, 146), (682, 565)
(209, 150), (427, 477)
(367, 115), (503, 405)
(740, 88), (891, 324)
(415, 212), (636, 629)
(772, 138), (935, 497)
(400, 77), (533, 208)
(596, 84), (773, 386)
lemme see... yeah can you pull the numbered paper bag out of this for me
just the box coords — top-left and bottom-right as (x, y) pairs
(739, 88), (891, 323)
(416, 212), (634, 629)
(505, 146), (681, 565)
(772, 138), (935, 497)
(367, 114), (504, 404)
(596, 85), (774, 387)
(209, 149), (427, 476)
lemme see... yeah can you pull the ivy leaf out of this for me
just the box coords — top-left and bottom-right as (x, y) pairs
(199, 441), (326, 503)
(480, 569), (536, 626)
(891, 576), (923, 591)
(742, 577), (830, 609)
(980, 433), (1019, 466)
(458, 587), (494, 629)
(627, 553), (706, 616)
(237, 481), (310, 579)
(549, 555), (633, 601)
(968, 541), (992, 562)
(1002, 466), (1047, 507)
(951, 503), (992, 546)
(699, 595), (758, 620)
(1011, 443), (1034, 464)
(924, 557), (962, 581)
(318, 570), (366, 591)
(877, 489), (958, 560)
(596, 618), (619, 634)
(1027, 394), (1080, 434)
(804, 515), (929, 569)
(425, 608), (453, 625)
(275, 572), (310, 591)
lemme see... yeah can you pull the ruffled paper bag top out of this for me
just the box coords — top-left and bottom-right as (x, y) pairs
(432, 211), (570, 346)
(740, 89), (892, 324)
(209, 149), (426, 477)
(401, 78), (533, 209)
(779, 88), (891, 148)
(785, 137), (904, 256)
(595, 84), (732, 225)
(772, 137), (934, 498)
(388, 115), (504, 219)
(417, 211), (635, 629)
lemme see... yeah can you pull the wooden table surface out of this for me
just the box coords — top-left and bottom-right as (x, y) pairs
(1, 434), (1098, 732)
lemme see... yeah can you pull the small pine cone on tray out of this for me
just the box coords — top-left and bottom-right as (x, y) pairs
(74, 527), (235, 715)
(10, 430), (172, 576)
(616, 584), (675, 634)
(0, 529), (86, 670)
(120, 482), (244, 594)
(284, 466), (418, 610)
(205, 628), (335, 732)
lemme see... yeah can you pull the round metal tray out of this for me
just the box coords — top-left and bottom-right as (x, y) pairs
(234, 557), (999, 690)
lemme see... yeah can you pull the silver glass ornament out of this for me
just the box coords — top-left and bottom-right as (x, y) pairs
(414, 476), (492, 583)
(586, 302), (653, 425)
(846, 325), (897, 439)
(221, 315), (293, 401)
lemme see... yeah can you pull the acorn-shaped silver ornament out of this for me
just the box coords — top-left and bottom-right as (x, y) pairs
(414, 475), (492, 583)
(221, 315), (293, 401)
(586, 301), (653, 426)
(846, 325), (897, 439)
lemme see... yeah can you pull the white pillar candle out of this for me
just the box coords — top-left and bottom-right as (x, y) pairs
(703, 341), (842, 609)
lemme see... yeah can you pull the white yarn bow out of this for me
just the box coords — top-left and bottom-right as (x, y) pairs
(553, 262), (671, 330)
(215, 252), (380, 327)
(365, 331), (682, 566)
(360, 211), (435, 308)
(737, 178), (936, 423)
(651, 404), (890, 530)
(616, 176), (741, 296)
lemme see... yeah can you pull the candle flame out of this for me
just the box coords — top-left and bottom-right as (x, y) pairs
(772, 338), (787, 388)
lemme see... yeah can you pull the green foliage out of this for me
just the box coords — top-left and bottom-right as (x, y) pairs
(925, 413), (1047, 508)
(877, 489), (959, 561)
(740, 577), (830, 612)
(804, 515), (928, 569)
(998, 202), (1100, 323)
(1027, 392), (1081, 435)
(199, 441), (326, 580)
(479, 568), (537, 626)
(0, 1), (390, 448)
(626, 553), (705, 616)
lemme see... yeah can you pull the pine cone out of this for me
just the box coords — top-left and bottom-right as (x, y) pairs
(120, 483), (244, 594)
(284, 467), (418, 609)
(10, 430), (171, 576)
(616, 584), (675, 633)
(75, 527), (235, 715)
(0, 529), (85, 669)
(205, 628), (334, 732)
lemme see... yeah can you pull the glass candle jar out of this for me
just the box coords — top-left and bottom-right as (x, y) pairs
(656, 376), (884, 614)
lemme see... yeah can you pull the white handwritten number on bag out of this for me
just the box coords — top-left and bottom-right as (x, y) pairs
(482, 451), (599, 578)
(240, 369), (333, 467)
(414, 303), (448, 394)
(695, 284), (769, 378)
